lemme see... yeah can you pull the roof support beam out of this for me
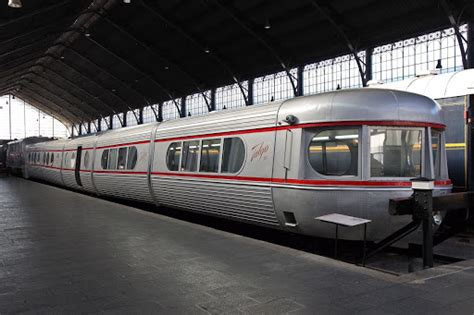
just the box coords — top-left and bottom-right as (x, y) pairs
(98, 10), (213, 111)
(309, 0), (368, 86)
(440, 0), (468, 69)
(33, 64), (116, 116)
(0, 0), (73, 28)
(209, 0), (298, 97)
(3, 69), (101, 120)
(149, 104), (160, 122)
(0, 18), (71, 50)
(54, 43), (149, 106)
(14, 87), (77, 124)
(140, 0), (250, 105)
(24, 71), (103, 118)
(82, 34), (180, 108)
(21, 80), (91, 122)
(0, 51), (45, 73)
(14, 91), (73, 125)
(43, 53), (131, 115)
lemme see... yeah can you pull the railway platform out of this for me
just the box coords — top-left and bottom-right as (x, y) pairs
(0, 177), (473, 314)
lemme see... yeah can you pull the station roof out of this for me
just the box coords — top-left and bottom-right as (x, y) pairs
(0, 0), (473, 125)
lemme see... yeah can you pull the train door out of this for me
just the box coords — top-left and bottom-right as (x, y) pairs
(75, 146), (83, 186)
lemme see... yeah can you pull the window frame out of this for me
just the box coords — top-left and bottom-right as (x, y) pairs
(165, 136), (246, 174)
(126, 146), (138, 170)
(220, 137), (246, 174)
(306, 127), (362, 179)
(117, 147), (128, 170)
(101, 149), (109, 170)
(180, 140), (201, 172)
(199, 138), (222, 173)
(368, 126), (425, 180)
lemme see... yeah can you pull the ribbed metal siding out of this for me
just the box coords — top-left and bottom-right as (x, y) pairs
(61, 170), (81, 190)
(80, 173), (95, 193)
(94, 174), (152, 202)
(40, 168), (62, 186)
(152, 177), (279, 226)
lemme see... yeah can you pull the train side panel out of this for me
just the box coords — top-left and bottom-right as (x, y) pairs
(92, 124), (155, 202)
(151, 103), (283, 227)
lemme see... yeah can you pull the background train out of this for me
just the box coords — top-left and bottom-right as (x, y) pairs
(5, 88), (452, 241)
(373, 69), (474, 191)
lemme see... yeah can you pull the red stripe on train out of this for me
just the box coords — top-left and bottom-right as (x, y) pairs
(27, 165), (452, 187)
(154, 120), (445, 142)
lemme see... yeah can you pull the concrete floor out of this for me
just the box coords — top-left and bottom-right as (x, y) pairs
(0, 176), (473, 314)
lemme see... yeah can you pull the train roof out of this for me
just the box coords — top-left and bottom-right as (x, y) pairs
(369, 69), (474, 99)
(279, 88), (443, 126)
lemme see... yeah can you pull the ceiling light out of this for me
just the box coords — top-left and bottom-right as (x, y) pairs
(164, 66), (169, 70)
(85, 32), (91, 37)
(123, 0), (131, 3)
(264, 20), (271, 30)
(204, 48), (210, 54)
(8, 0), (22, 8)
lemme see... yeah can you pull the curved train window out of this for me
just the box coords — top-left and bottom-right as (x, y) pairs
(308, 129), (359, 176)
(70, 152), (76, 169)
(221, 138), (245, 173)
(107, 149), (118, 170)
(83, 151), (90, 168)
(181, 140), (200, 172)
(127, 146), (138, 170)
(166, 142), (182, 171)
(117, 147), (128, 170)
(101, 150), (109, 169)
(200, 139), (221, 172)
(370, 128), (421, 177)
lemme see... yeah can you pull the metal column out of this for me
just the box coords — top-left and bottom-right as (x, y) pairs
(297, 66), (304, 96)
(365, 48), (373, 83)
(247, 78), (254, 105)
(181, 96), (186, 117)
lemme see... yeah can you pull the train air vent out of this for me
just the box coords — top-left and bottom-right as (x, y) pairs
(283, 211), (298, 227)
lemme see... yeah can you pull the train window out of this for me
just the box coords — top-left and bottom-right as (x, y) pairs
(64, 152), (68, 165)
(181, 141), (200, 172)
(101, 150), (109, 169)
(117, 147), (128, 170)
(370, 128), (422, 177)
(127, 146), (138, 170)
(200, 139), (221, 172)
(108, 148), (118, 170)
(84, 151), (90, 168)
(221, 138), (245, 173)
(50, 153), (54, 164)
(70, 152), (76, 169)
(166, 142), (182, 171)
(431, 130), (441, 178)
(44, 153), (47, 165)
(308, 129), (359, 176)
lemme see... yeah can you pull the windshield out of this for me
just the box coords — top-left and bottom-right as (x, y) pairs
(370, 128), (422, 177)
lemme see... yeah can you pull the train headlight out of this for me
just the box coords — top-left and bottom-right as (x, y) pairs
(433, 212), (442, 225)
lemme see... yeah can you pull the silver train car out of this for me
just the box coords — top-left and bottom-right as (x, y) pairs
(6, 136), (52, 176)
(19, 89), (452, 241)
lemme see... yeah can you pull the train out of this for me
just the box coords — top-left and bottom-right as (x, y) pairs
(372, 68), (474, 191)
(5, 88), (452, 241)
(5, 137), (52, 175)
